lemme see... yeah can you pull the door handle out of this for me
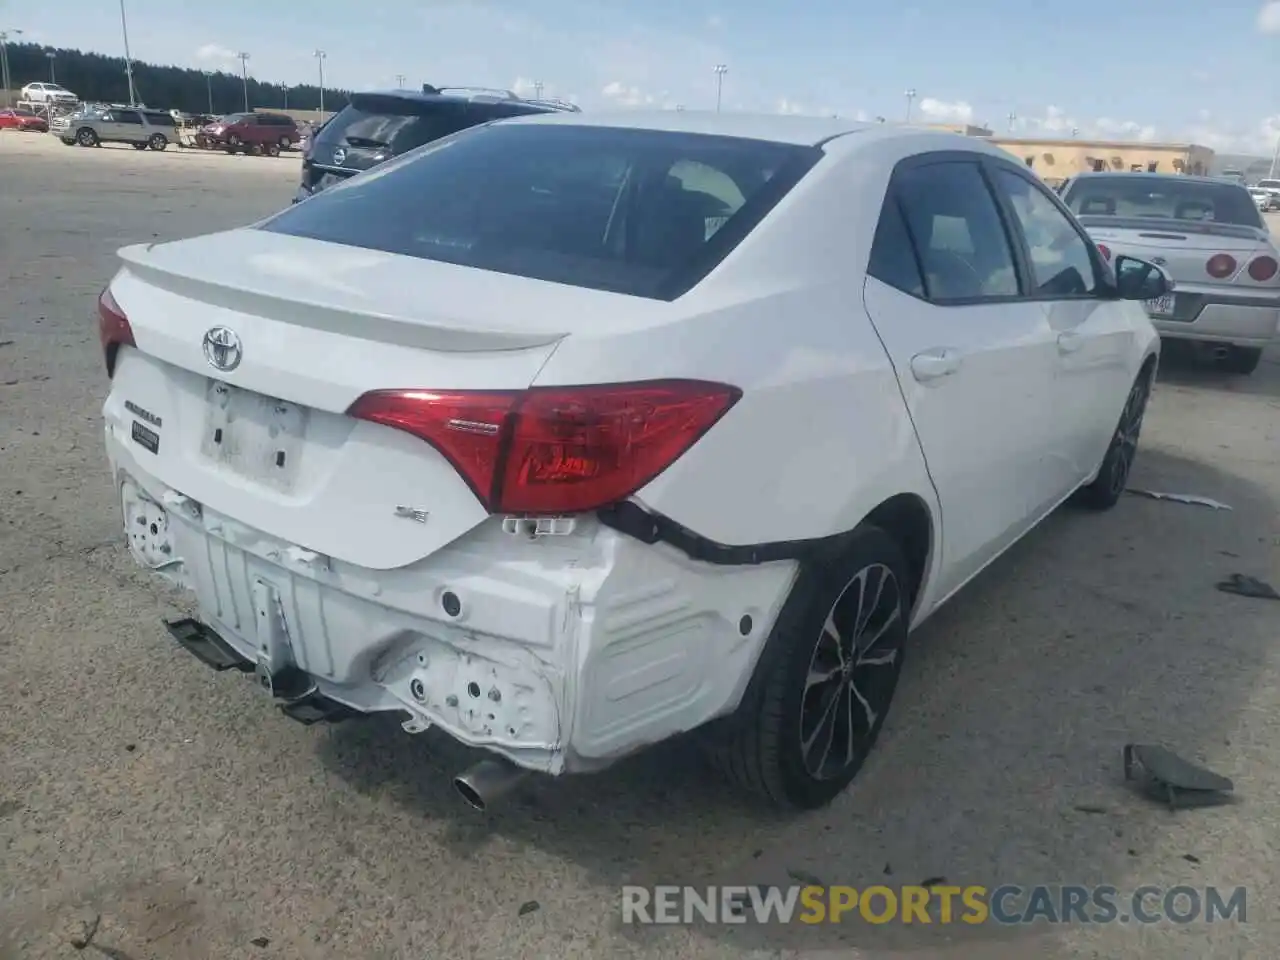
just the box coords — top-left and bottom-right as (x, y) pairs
(909, 349), (961, 382)
(1057, 331), (1084, 354)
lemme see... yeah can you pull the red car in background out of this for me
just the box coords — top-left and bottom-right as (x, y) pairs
(197, 111), (299, 155)
(0, 107), (49, 132)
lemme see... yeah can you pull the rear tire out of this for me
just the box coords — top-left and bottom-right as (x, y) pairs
(702, 524), (910, 810)
(1218, 346), (1262, 376)
(148, 133), (168, 151)
(1076, 365), (1153, 510)
(265, 143), (281, 157)
(279, 135), (292, 150)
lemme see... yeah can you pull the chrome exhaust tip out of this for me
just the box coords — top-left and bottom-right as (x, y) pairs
(453, 757), (530, 811)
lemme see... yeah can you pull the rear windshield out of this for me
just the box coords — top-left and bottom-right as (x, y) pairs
(260, 122), (821, 300)
(1062, 176), (1264, 228)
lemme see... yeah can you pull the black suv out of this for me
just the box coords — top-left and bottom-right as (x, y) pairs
(293, 85), (580, 203)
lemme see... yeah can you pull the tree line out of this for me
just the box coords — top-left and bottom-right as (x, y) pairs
(4, 42), (352, 115)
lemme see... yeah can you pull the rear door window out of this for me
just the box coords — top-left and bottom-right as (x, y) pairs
(893, 160), (1021, 301)
(115, 110), (143, 125)
(262, 122), (821, 300)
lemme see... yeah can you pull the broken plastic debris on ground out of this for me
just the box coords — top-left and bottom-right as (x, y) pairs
(1125, 488), (1233, 510)
(1123, 744), (1236, 810)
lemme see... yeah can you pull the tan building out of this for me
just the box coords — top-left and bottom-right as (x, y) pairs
(982, 137), (1215, 187)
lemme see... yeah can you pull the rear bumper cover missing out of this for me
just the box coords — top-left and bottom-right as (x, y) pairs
(108, 428), (798, 776)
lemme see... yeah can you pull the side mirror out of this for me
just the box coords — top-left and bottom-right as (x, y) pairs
(1114, 254), (1172, 301)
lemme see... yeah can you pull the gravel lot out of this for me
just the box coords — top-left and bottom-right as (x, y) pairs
(1, 131), (1278, 960)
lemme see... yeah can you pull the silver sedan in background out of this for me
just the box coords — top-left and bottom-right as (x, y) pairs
(1060, 172), (1279, 375)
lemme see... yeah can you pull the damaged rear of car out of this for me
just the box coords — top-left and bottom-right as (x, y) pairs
(100, 117), (825, 808)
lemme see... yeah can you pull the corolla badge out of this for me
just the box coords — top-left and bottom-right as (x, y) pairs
(1151, 256), (1167, 266)
(332, 147), (347, 165)
(202, 326), (243, 372)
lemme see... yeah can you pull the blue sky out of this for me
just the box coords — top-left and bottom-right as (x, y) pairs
(12, 0), (1280, 154)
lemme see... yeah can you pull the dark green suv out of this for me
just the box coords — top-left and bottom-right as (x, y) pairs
(293, 85), (579, 203)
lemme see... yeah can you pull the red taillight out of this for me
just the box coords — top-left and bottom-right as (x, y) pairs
(347, 380), (741, 514)
(1247, 255), (1278, 281)
(1096, 243), (1111, 261)
(97, 286), (135, 377)
(346, 390), (519, 506)
(1206, 254), (1237, 279)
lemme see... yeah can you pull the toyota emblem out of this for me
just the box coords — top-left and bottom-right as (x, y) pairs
(202, 326), (243, 372)
(1151, 256), (1167, 266)
(332, 147), (347, 165)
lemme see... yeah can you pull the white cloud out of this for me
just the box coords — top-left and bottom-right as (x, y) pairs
(1093, 117), (1158, 142)
(1258, 1), (1280, 32)
(195, 43), (236, 63)
(1187, 114), (1280, 155)
(1010, 106), (1158, 143)
(707, 14), (724, 29)
(775, 97), (844, 118)
(918, 98), (974, 123)
(601, 80), (679, 109)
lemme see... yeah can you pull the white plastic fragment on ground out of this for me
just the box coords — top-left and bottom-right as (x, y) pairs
(1126, 489), (1233, 510)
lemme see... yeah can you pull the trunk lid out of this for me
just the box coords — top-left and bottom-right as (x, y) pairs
(1078, 216), (1274, 286)
(107, 229), (597, 571)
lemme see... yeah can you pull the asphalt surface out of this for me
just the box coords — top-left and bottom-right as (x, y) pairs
(1, 131), (1279, 960)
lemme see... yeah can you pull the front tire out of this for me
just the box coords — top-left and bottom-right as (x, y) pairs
(1076, 365), (1152, 510)
(76, 127), (98, 147)
(704, 524), (910, 810)
(1218, 346), (1262, 376)
(148, 133), (168, 151)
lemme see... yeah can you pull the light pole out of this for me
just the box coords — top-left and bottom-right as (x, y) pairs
(118, 0), (137, 105)
(1270, 133), (1280, 179)
(45, 50), (55, 82)
(280, 82), (288, 109)
(313, 50), (326, 116)
(237, 52), (250, 112)
(395, 73), (406, 88)
(713, 63), (727, 112)
(904, 88), (916, 123)
(533, 80), (544, 99)
(202, 69), (213, 114)
(1071, 126), (1079, 139)
(1007, 111), (1017, 133)
(0, 30), (20, 107)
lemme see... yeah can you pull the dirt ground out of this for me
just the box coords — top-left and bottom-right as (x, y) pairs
(1, 130), (1278, 959)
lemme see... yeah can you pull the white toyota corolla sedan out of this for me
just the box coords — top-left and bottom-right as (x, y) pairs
(99, 112), (1165, 811)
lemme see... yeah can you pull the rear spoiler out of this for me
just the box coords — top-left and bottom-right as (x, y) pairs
(1075, 216), (1267, 241)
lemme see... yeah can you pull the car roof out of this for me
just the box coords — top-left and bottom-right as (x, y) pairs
(1067, 171), (1244, 187)
(488, 109), (1006, 149)
(354, 89), (566, 113)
